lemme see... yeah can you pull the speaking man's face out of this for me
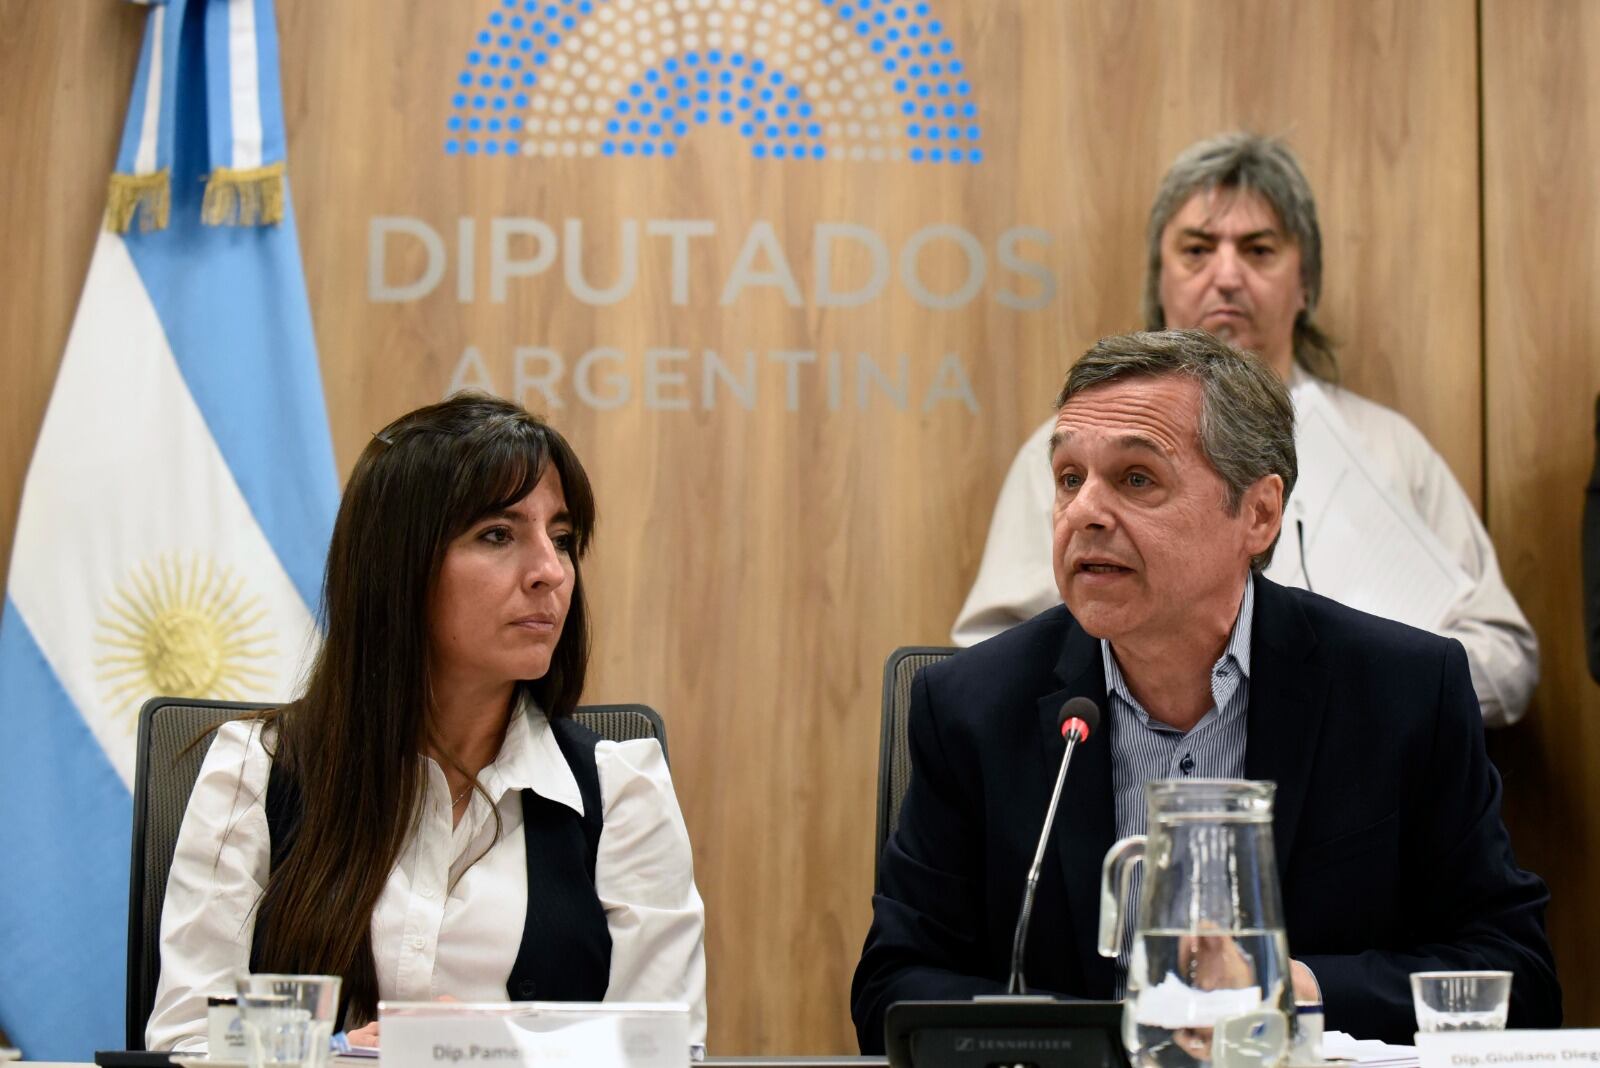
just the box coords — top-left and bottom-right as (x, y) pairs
(1157, 189), (1305, 379)
(1049, 374), (1279, 649)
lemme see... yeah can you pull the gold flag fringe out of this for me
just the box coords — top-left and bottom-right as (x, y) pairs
(104, 169), (171, 233)
(201, 162), (285, 227)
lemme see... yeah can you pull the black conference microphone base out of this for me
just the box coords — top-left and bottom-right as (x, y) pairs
(884, 999), (1128, 1068)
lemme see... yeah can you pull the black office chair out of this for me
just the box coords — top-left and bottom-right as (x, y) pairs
(575, 703), (670, 762)
(124, 695), (669, 1049)
(875, 647), (956, 892)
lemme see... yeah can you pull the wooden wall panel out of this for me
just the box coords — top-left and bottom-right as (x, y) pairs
(0, 0), (143, 604)
(1483, 0), (1600, 1028)
(1, 0), (1495, 1052)
(1052, 0), (1484, 503)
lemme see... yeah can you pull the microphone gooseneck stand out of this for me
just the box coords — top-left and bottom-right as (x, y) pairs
(1006, 697), (1100, 996)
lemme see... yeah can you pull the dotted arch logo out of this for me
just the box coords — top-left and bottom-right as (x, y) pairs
(446, 0), (983, 164)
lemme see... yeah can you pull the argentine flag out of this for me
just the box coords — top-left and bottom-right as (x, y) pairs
(0, 0), (336, 1057)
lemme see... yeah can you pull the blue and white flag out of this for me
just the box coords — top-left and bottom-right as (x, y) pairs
(0, 0), (336, 1057)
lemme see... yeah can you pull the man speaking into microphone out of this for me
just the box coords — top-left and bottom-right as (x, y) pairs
(851, 330), (1559, 1050)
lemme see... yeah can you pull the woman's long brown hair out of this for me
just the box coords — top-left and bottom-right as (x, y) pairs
(249, 393), (597, 1024)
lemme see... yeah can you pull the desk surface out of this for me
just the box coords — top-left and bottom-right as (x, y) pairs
(705, 1060), (887, 1066)
(23, 1060), (888, 1068)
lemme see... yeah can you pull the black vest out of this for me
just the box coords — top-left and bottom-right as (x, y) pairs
(250, 718), (613, 1023)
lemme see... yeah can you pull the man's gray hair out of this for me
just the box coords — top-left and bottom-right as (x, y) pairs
(1054, 329), (1297, 570)
(1142, 131), (1337, 382)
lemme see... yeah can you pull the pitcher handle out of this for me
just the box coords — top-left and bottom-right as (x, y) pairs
(1098, 834), (1146, 959)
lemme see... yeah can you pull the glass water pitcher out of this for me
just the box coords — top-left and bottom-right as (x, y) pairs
(1098, 779), (1294, 1068)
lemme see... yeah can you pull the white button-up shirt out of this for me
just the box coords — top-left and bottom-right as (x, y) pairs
(146, 705), (707, 1051)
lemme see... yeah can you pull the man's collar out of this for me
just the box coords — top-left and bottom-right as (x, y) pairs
(1098, 571), (1257, 709)
(1051, 605), (1102, 688)
(1243, 573), (1329, 872)
(1225, 571), (1256, 678)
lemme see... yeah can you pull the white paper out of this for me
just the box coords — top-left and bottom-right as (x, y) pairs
(1262, 380), (1472, 632)
(1133, 972), (1268, 1028)
(1323, 1029), (1419, 1066)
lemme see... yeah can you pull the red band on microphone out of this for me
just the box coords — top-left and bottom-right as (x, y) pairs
(1060, 716), (1093, 742)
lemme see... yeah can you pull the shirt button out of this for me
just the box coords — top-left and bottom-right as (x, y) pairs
(410, 936), (426, 951)
(1179, 754), (1196, 775)
(420, 885), (435, 899)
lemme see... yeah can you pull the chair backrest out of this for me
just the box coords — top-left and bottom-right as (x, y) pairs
(875, 647), (957, 892)
(126, 696), (669, 1049)
(127, 696), (270, 1048)
(572, 704), (670, 764)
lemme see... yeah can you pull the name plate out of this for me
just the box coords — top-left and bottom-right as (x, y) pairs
(378, 1001), (690, 1068)
(1417, 1030), (1600, 1068)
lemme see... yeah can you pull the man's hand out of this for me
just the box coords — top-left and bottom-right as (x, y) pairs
(1178, 931), (1255, 990)
(1290, 959), (1321, 1004)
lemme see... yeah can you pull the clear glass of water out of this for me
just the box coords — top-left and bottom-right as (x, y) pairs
(1410, 971), (1512, 1032)
(234, 973), (341, 1068)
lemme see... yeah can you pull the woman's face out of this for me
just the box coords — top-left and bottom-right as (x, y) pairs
(429, 467), (576, 699)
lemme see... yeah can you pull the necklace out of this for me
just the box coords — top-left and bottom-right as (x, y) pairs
(451, 782), (472, 808)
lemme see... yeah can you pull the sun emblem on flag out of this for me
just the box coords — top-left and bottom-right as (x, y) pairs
(96, 554), (278, 722)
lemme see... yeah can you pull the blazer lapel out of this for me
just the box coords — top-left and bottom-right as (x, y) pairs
(1243, 576), (1331, 882)
(1041, 619), (1117, 995)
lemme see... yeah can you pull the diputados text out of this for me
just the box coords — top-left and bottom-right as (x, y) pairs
(368, 215), (1056, 414)
(368, 217), (1056, 310)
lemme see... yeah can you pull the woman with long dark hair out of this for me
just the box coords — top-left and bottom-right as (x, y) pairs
(146, 393), (706, 1050)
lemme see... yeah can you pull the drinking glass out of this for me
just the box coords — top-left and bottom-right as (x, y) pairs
(1410, 971), (1512, 1032)
(234, 973), (342, 1068)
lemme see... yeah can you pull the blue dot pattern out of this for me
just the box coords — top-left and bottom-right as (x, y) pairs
(445, 0), (981, 163)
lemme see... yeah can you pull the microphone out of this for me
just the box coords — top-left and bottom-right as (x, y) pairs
(1006, 696), (1101, 995)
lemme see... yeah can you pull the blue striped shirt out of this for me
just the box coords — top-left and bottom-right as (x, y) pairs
(1102, 572), (1254, 984)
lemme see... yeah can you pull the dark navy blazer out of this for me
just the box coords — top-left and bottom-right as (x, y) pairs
(851, 576), (1560, 1051)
